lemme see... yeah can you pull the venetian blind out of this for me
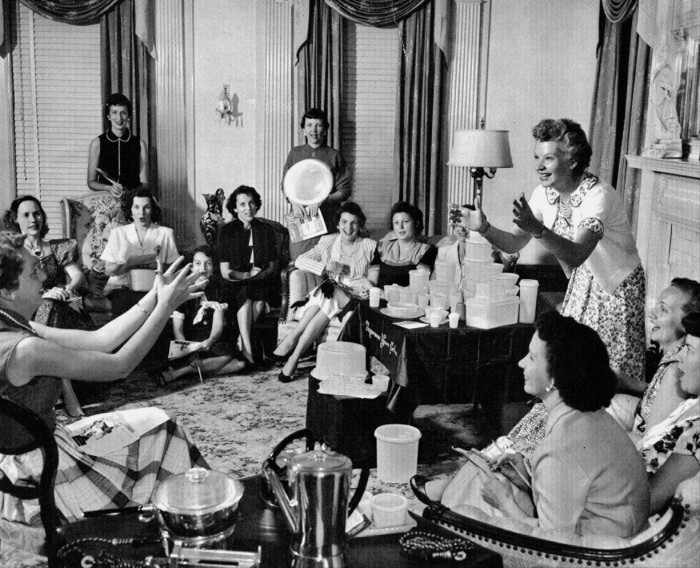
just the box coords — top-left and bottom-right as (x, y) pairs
(11, 2), (101, 234)
(341, 22), (399, 234)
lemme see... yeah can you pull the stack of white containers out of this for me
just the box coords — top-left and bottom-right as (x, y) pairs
(461, 232), (520, 329)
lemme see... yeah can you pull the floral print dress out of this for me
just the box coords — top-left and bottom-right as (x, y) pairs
(553, 175), (646, 384)
(638, 398), (700, 474)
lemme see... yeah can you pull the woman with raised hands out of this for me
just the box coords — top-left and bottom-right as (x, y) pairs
(0, 232), (208, 523)
(455, 118), (645, 390)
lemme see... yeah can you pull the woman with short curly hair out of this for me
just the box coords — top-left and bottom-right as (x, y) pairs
(455, 118), (645, 392)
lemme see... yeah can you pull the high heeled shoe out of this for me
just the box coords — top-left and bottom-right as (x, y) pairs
(278, 370), (295, 383)
(267, 352), (291, 365)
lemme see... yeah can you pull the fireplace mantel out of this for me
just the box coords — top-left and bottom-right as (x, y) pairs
(626, 155), (700, 179)
(627, 154), (700, 318)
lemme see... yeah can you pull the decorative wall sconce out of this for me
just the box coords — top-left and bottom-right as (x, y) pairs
(448, 127), (513, 200)
(216, 84), (243, 125)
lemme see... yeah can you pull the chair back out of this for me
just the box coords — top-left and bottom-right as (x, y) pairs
(0, 396), (59, 566)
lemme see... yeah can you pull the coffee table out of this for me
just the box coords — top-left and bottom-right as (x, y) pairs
(57, 476), (502, 567)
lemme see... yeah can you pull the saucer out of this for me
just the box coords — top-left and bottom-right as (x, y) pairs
(419, 316), (449, 325)
(380, 307), (423, 320)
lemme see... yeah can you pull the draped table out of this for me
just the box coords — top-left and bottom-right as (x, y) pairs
(307, 301), (534, 463)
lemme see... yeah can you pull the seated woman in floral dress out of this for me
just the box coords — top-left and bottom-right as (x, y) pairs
(4, 196), (95, 417)
(0, 232), (207, 523)
(377, 201), (437, 288)
(271, 202), (379, 382)
(639, 311), (700, 514)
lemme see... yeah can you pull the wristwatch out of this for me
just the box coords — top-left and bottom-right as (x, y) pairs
(532, 226), (548, 239)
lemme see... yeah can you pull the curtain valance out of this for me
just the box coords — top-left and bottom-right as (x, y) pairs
(324, 0), (431, 27)
(601, 0), (638, 24)
(1, 0), (155, 58)
(19, 0), (122, 25)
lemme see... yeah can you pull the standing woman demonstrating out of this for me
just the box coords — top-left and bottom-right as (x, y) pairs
(457, 118), (645, 388)
(217, 186), (279, 369)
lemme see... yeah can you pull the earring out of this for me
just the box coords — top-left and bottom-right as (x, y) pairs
(8, 292), (16, 301)
(545, 382), (556, 393)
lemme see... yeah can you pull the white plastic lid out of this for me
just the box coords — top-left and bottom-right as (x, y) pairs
(283, 158), (333, 205)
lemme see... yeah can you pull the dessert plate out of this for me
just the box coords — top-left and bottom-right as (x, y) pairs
(419, 316), (449, 325)
(380, 307), (423, 319)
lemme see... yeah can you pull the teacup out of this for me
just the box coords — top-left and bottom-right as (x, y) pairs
(424, 306), (447, 321)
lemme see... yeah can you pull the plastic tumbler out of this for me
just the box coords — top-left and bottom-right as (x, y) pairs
(369, 287), (381, 308)
(519, 279), (539, 323)
(384, 285), (401, 304)
(417, 292), (429, 310)
(449, 312), (460, 329)
(374, 424), (422, 483)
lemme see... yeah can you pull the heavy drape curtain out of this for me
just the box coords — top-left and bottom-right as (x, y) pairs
(589, 2), (649, 232)
(300, 0), (448, 235)
(298, 0), (343, 149)
(394, 2), (446, 235)
(2, 0), (156, 185)
(102, 0), (152, 143)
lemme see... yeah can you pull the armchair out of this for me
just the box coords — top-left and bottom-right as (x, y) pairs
(410, 475), (699, 568)
(60, 191), (126, 325)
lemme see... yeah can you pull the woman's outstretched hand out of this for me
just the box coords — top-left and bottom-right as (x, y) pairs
(153, 258), (206, 310)
(512, 194), (544, 235)
(451, 197), (488, 233)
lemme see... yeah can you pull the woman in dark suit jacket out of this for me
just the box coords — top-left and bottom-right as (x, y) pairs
(217, 186), (279, 368)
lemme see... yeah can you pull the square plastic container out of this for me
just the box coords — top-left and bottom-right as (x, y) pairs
(475, 279), (505, 299)
(466, 296), (520, 329)
(462, 260), (503, 282)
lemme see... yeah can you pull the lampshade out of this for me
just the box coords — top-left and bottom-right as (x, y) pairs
(448, 130), (513, 169)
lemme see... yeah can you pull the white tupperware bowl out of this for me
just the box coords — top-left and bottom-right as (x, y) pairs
(387, 302), (419, 318)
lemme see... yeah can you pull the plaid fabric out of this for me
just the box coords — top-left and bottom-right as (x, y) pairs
(1, 409), (207, 523)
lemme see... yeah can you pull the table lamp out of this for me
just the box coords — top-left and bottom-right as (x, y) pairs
(448, 129), (513, 200)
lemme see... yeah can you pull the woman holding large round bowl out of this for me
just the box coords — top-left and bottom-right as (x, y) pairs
(271, 202), (379, 382)
(377, 201), (437, 288)
(0, 232), (207, 523)
(456, 118), (645, 389)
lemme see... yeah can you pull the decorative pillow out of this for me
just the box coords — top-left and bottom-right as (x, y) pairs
(67, 194), (125, 299)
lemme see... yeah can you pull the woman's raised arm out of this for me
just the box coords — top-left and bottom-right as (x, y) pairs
(18, 261), (205, 382)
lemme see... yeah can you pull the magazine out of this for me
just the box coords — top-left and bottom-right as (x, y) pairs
(168, 339), (204, 361)
(285, 211), (327, 243)
(66, 409), (170, 457)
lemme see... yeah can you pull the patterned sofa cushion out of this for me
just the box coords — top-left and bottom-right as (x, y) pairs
(61, 192), (125, 302)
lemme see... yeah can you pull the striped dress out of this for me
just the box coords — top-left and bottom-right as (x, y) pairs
(295, 234), (379, 320)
